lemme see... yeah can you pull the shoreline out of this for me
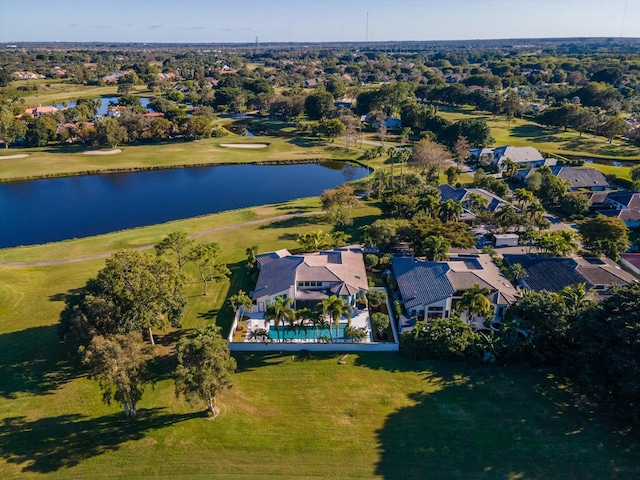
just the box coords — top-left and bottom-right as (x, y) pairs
(0, 157), (373, 184)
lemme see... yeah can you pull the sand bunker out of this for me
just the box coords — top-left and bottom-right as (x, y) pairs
(0, 154), (30, 159)
(219, 143), (268, 149)
(84, 149), (122, 155)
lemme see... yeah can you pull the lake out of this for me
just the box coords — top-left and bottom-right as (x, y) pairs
(56, 96), (152, 115)
(0, 162), (369, 248)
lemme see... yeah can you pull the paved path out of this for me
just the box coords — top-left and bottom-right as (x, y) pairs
(0, 211), (321, 267)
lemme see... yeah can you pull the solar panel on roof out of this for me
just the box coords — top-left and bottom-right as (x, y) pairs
(584, 257), (606, 265)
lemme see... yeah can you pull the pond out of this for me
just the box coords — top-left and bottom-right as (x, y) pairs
(0, 162), (370, 248)
(56, 96), (152, 115)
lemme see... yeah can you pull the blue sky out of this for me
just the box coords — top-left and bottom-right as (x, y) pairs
(1, 0), (639, 43)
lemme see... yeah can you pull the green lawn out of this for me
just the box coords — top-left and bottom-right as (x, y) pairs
(1, 198), (639, 478)
(0, 136), (373, 182)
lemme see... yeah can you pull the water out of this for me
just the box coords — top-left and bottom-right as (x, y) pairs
(268, 325), (347, 340)
(56, 96), (152, 115)
(0, 162), (369, 248)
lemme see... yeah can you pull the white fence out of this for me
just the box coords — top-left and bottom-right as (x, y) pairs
(229, 341), (398, 352)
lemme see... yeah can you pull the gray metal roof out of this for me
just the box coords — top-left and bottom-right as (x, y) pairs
(549, 166), (609, 189)
(253, 256), (303, 298)
(392, 257), (455, 308)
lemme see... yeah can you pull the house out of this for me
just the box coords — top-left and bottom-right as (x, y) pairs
(252, 248), (368, 313)
(549, 166), (610, 191)
(438, 184), (510, 213)
(23, 104), (58, 117)
(595, 191), (640, 227)
(469, 145), (546, 170)
(621, 254), (640, 276)
(364, 114), (402, 129)
(392, 254), (519, 332)
(493, 234), (519, 247)
(503, 254), (637, 294)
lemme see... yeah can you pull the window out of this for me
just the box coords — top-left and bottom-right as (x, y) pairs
(298, 282), (304, 287)
(304, 281), (310, 287)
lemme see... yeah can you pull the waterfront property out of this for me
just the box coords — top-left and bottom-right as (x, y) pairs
(252, 248), (369, 312)
(503, 254), (638, 293)
(392, 254), (519, 332)
(468, 145), (552, 169)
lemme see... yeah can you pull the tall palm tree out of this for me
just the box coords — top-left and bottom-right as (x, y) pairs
(510, 263), (527, 283)
(264, 296), (295, 342)
(419, 194), (441, 219)
(514, 188), (535, 210)
(457, 283), (492, 326)
(298, 230), (330, 252)
(327, 296), (353, 341)
(467, 193), (489, 213)
(502, 158), (518, 179)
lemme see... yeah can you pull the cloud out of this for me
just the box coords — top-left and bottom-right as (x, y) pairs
(92, 25), (108, 29)
(121, 23), (133, 27)
(148, 25), (163, 29)
(177, 26), (207, 31)
(67, 23), (79, 27)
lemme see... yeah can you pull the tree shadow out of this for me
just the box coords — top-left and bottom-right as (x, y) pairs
(197, 308), (219, 320)
(286, 137), (326, 148)
(0, 325), (75, 399)
(48, 287), (83, 303)
(373, 364), (640, 479)
(216, 261), (255, 336)
(0, 408), (200, 474)
(278, 233), (300, 241)
(258, 214), (324, 230)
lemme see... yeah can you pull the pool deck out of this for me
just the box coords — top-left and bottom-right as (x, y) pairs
(242, 308), (372, 343)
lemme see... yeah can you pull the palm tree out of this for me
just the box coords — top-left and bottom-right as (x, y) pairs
(510, 263), (527, 283)
(327, 296), (353, 341)
(457, 283), (492, 326)
(264, 296), (295, 342)
(439, 199), (463, 222)
(560, 282), (591, 315)
(298, 230), (330, 252)
(424, 235), (450, 261)
(514, 188), (535, 210)
(467, 193), (489, 213)
(502, 158), (519, 179)
(245, 245), (259, 271)
(419, 194), (441, 219)
(330, 231), (349, 247)
(228, 289), (254, 324)
(318, 296), (353, 341)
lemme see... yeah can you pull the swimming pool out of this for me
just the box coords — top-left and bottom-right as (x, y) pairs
(268, 325), (347, 340)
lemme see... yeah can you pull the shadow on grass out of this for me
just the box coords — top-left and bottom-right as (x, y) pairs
(0, 325), (75, 399)
(373, 362), (640, 480)
(233, 351), (338, 372)
(215, 261), (255, 336)
(258, 214), (324, 230)
(286, 137), (326, 148)
(0, 408), (200, 474)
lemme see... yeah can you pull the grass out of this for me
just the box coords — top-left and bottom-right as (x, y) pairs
(1, 197), (639, 478)
(0, 136), (373, 182)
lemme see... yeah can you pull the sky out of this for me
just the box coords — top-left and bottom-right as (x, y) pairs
(1, 0), (639, 44)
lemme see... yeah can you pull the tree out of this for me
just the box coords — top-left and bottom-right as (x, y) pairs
(298, 229), (330, 252)
(503, 90), (522, 126)
(315, 118), (345, 141)
(631, 165), (640, 186)
(439, 199), (463, 222)
(83, 333), (152, 417)
(186, 242), (230, 296)
(228, 290), (253, 320)
(579, 215), (629, 260)
(370, 312), (390, 339)
(366, 290), (387, 310)
(320, 295), (353, 341)
(304, 91), (334, 120)
(93, 117), (128, 148)
(25, 118), (50, 147)
(568, 283), (640, 427)
(155, 231), (194, 272)
(0, 112), (26, 148)
(456, 283), (492, 326)
(245, 245), (259, 271)
(510, 263), (527, 283)
(453, 135), (471, 162)
(600, 115), (626, 143)
(411, 138), (449, 182)
(147, 117), (174, 140)
(321, 184), (359, 227)
(559, 282), (591, 316)
(59, 250), (185, 347)
(174, 325), (236, 417)
(185, 115), (213, 139)
(265, 296), (295, 342)
(400, 317), (478, 361)
(424, 235), (450, 261)
(445, 165), (462, 185)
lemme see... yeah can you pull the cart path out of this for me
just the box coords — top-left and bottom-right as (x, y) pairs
(0, 211), (322, 267)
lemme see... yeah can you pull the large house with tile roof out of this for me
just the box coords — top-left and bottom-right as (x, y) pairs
(469, 145), (550, 170)
(517, 166), (609, 191)
(502, 254), (637, 294)
(392, 254), (518, 331)
(252, 248), (368, 312)
(438, 184), (510, 213)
